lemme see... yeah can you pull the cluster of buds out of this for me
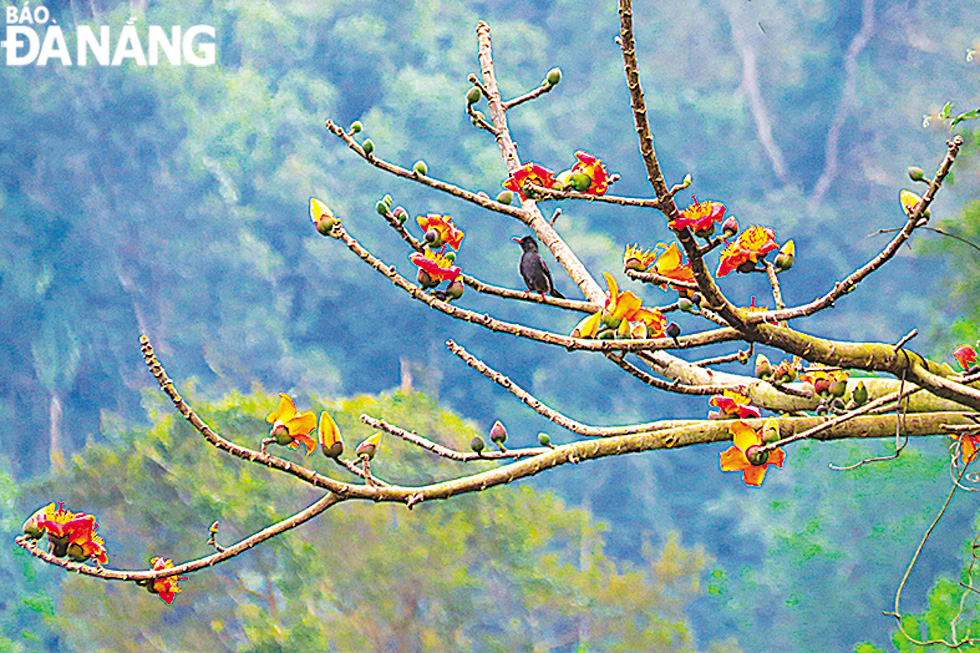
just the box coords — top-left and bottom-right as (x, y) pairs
(23, 502), (108, 564)
(800, 368), (849, 399)
(755, 354), (802, 384)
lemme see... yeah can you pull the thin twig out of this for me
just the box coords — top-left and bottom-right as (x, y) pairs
(361, 414), (549, 460)
(446, 339), (700, 436)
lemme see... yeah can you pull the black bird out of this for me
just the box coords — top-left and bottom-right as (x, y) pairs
(513, 235), (565, 299)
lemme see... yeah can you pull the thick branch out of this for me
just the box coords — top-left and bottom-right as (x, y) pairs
(476, 21), (603, 302)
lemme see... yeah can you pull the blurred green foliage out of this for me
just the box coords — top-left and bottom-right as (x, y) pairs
(21, 389), (730, 652)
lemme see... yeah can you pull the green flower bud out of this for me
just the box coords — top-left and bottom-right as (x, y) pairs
(362, 139), (374, 155)
(745, 445), (770, 466)
(466, 87), (482, 105)
(566, 172), (592, 192)
(417, 269), (438, 289)
(424, 229), (443, 247)
(413, 160), (428, 176)
(66, 542), (91, 563)
(677, 297), (695, 312)
(392, 206), (408, 223)
(446, 278), (465, 301)
(271, 424), (293, 445)
(443, 251), (456, 262)
(376, 200), (390, 216)
(350, 121), (363, 133)
(755, 354), (772, 379)
(907, 166), (926, 182)
(851, 381), (869, 406)
(470, 435), (486, 454)
(829, 379), (847, 398)
(496, 190), (514, 205)
(382, 194), (393, 207)
(546, 67), (562, 85)
(538, 433), (552, 447)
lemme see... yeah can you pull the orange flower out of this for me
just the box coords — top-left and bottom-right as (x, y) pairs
(29, 503), (109, 564)
(953, 345), (978, 371)
(716, 226), (779, 277)
(651, 243), (696, 292)
(670, 196), (726, 234)
(708, 390), (761, 419)
(148, 557), (187, 605)
(410, 249), (462, 286)
(502, 162), (558, 201)
(266, 394), (318, 456)
(568, 150), (609, 195)
(719, 419), (785, 487)
(951, 431), (980, 464)
(623, 243), (658, 271)
(416, 213), (464, 250)
(570, 274), (665, 339)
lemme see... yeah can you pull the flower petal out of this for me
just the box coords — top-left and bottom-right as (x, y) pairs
(267, 394), (297, 424)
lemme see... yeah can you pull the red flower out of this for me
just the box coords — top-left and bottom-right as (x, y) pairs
(416, 213), (464, 251)
(29, 503), (109, 564)
(953, 345), (978, 371)
(149, 557), (187, 605)
(708, 390), (762, 419)
(568, 150), (610, 195)
(716, 226), (779, 277)
(670, 196), (726, 234)
(719, 419), (785, 487)
(502, 163), (558, 201)
(410, 250), (462, 285)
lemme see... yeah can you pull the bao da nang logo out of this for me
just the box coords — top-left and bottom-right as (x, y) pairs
(2, 4), (215, 66)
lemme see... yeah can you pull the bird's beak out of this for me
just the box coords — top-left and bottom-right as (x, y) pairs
(511, 237), (522, 244)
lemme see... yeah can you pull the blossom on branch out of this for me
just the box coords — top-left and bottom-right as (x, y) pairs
(148, 557), (187, 605)
(417, 213), (464, 250)
(555, 150), (610, 195)
(800, 369), (849, 397)
(502, 162), (559, 201)
(409, 249), (462, 288)
(24, 502), (109, 564)
(670, 196), (726, 236)
(570, 273), (666, 339)
(708, 390), (762, 419)
(953, 344), (978, 371)
(623, 243), (659, 271)
(651, 242), (696, 293)
(719, 419), (785, 487)
(266, 394), (318, 456)
(716, 226), (779, 277)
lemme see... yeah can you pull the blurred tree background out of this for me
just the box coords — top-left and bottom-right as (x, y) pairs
(1, 0), (978, 650)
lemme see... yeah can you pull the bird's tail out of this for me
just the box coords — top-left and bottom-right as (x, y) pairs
(551, 288), (565, 299)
